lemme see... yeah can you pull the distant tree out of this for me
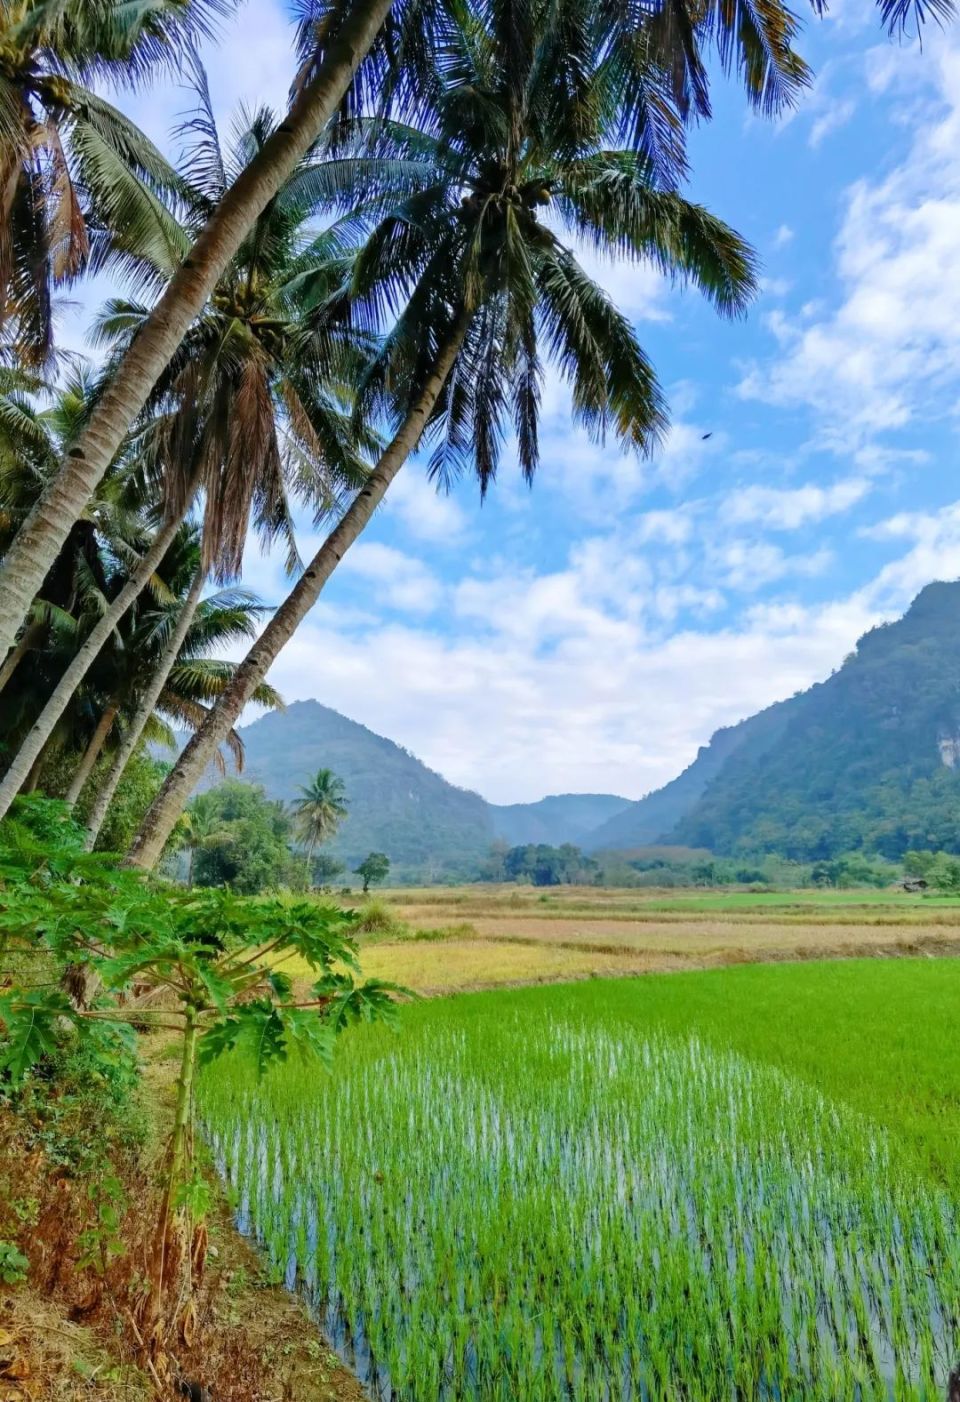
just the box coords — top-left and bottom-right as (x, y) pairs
(903, 850), (937, 878)
(503, 843), (599, 886)
(810, 854), (892, 889)
(355, 852), (390, 893)
(293, 769), (348, 853)
(178, 790), (231, 888)
(479, 840), (510, 882)
(311, 852), (346, 888)
(926, 853), (960, 894)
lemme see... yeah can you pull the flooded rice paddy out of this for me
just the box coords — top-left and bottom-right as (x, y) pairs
(202, 1009), (960, 1400)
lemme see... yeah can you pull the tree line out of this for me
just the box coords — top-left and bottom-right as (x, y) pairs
(478, 841), (957, 890)
(0, 0), (940, 861)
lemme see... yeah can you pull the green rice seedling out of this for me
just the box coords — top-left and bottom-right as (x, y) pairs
(200, 983), (960, 1401)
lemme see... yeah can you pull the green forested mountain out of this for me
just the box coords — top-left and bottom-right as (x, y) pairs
(194, 701), (627, 879)
(204, 701), (494, 879)
(664, 582), (960, 859)
(186, 582), (960, 876)
(585, 701), (794, 851)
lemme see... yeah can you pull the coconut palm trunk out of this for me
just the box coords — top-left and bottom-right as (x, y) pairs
(82, 568), (206, 850)
(64, 702), (120, 806)
(20, 746), (50, 795)
(0, 504), (192, 820)
(125, 310), (471, 869)
(0, 627), (39, 696)
(0, 0), (397, 661)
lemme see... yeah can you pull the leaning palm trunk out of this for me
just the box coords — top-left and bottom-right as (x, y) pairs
(0, 625), (39, 695)
(0, 506), (191, 820)
(64, 702), (119, 806)
(0, 0), (397, 661)
(125, 312), (471, 869)
(20, 745), (50, 795)
(82, 568), (206, 850)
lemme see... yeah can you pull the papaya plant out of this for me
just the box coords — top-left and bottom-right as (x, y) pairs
(0, 798), (404, 1365)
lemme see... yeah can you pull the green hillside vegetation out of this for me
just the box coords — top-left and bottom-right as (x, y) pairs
(206, 702), (495, 881)
(585, 700), (794, 850)
(182, 781), (312, 893)
(672, 583), (960, 860)
(194, 703), (631, 881)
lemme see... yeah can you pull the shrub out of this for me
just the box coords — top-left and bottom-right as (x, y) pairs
(354, 897), (406, 937)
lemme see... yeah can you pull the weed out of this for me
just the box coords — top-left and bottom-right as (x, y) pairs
(0, 1239), (29, 1284)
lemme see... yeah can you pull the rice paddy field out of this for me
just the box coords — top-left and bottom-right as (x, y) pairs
(201, 951), (960, 1401)
(279, 883), (960, 995)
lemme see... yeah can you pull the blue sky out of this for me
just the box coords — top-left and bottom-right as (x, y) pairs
(73, 1), (960, 803)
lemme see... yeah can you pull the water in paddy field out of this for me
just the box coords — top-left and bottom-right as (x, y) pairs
(203, 1022), (960, 1400)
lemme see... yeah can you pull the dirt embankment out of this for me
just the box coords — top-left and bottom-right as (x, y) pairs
(0, 1043), (363, 1402)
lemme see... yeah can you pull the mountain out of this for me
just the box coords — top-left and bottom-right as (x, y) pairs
(585, 701), (794, 851)
(596, 581), (960, 862)
(491, 793), (631, 846)
(185, 581), (960, 876)
(216, 701), (494, 879)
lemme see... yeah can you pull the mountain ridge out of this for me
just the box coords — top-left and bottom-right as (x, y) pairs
(598, 580), (960, 860)
(178, 579), (960, 875)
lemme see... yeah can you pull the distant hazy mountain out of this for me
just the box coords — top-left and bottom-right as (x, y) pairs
(491, 793), (631, 846)
(592, 581), (960, 861)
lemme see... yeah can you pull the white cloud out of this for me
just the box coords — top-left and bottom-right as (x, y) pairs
(384, 469), (470, 543)
(721, 477), (871, 529)
(855, 501), (960, 603)
(711, 540), (833, 591)
(809, 97), (856, 147)
(739, 33), (960, 446)
(248, 564), (872, 802)
(630, 508), (696, 545)
(340, 543), (442, 613)
(238, 496), (960, 802)
(773, 224), (795, 247)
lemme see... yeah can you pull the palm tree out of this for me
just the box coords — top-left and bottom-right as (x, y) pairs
(293, 768), (348, 853)
(0, 520), (280, 811)
(124, 0), (762, 868)
(2, 0), (936, 660)
(0, 88), (375, 821)
(80, 547), (280, 849)
(94, 74), (376, 583)
(0, 376), (200, 817)
(0, 0), (413, 654)
(0, 367), (150, 699)
(0, 0), (224, 365)
(177, 790), (231, 886)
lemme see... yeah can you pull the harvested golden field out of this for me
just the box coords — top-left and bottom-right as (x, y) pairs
(281, 885), (960, 994)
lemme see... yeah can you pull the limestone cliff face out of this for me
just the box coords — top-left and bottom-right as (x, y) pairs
(938, 733), (960, 769)
(666, 580), (960, 860)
